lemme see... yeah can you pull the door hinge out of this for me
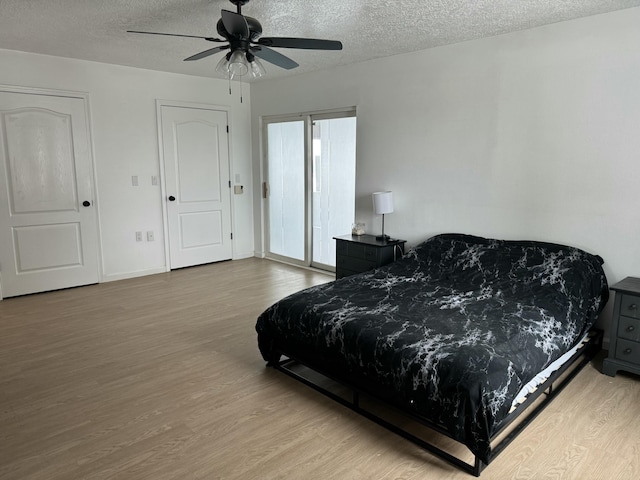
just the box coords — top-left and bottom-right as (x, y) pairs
(230, 232), (233, 240)
(226, 125), (229, 134)
(262, 181), (268, 199)
(228, 180), (231, 188)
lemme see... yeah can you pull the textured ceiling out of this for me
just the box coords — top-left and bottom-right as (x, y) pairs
(1, 0), (640, 82)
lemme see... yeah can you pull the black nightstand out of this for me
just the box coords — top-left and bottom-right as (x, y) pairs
(334, 234), (406, 279)
(603, 277), (640, 377)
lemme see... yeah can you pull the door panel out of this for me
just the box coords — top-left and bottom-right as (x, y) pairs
(5, 109), (78, 213)
(311, 117), (357, 268)
(176, 121), (222, 203)
(161, 106), (232, 269)
(0, 91), (99, 297)
(13, 223), (82, 271)
(265, 120), (305, 262)
(179, 211), (223, 249)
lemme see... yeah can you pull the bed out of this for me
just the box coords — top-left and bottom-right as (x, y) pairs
(255, 233), (609, 475)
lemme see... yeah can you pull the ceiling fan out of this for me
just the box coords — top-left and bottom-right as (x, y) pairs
(128, 0), (343, 79)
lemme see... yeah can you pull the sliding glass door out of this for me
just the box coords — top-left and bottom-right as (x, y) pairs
(264, 110), (356, 271)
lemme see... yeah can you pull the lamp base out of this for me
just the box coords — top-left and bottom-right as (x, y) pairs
(376, 234), (391, 242)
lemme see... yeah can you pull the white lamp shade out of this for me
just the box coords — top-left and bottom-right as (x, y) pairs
(372, 191), (394, 215)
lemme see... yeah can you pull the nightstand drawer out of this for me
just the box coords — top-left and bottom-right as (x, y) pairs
(615, 338), (640, 365)
(618, 317), (640, 342)
(364, 247), (378, 261)
(336, 267), (361, 279)
(620, 294), (640, 319)
(337, 242), (378, 261)
(337, 255), (376, 273)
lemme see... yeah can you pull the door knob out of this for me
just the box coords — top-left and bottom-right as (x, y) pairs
(168, 195), (176, 201)
(82, 200), (91, 207)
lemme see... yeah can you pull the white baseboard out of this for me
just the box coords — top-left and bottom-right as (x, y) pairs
(233, 252), (256, 260)
(101, 267), (169, 283)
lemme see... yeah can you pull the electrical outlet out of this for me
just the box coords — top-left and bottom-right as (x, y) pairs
(132, 175), (139, 186)
(136, 231), (143, 242)
(146, 231), (154, 242)
(151, 175), (159, 186)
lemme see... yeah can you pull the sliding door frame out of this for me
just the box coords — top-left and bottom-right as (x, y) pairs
(262, 107), (356, 270)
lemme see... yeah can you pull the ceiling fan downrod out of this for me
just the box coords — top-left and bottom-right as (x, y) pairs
(229, 0), (250, 14)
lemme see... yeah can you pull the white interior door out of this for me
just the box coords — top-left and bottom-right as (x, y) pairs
(160, 105), (232, 269)
(0, 91), (99, 298)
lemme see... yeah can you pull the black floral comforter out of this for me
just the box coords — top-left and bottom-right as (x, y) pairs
(255, 234), (609, 462)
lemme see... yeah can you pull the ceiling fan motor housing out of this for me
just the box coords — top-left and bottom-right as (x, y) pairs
(216, 16), (262, 44)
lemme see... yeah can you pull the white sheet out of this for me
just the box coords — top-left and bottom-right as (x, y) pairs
(510, 332), (590, 412)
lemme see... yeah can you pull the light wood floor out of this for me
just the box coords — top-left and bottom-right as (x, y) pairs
(1, 258), (639, 480)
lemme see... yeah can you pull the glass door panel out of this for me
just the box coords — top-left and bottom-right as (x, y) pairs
(311, 117), (357, 268)
(266, 121), (305, 261)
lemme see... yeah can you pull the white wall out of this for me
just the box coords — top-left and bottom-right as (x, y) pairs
(250, 7), (640, 334)
(0, 48), (254, 282)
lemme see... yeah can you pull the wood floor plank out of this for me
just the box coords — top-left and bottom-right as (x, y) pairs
(1, 258), (639, 479)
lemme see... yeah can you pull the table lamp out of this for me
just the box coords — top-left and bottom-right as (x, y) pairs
(372, 191), (394, 241)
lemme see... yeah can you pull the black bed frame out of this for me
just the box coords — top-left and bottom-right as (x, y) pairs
(268, 329), (603, 477)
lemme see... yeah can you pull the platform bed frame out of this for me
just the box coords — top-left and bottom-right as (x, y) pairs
(268, 329), (603, 477)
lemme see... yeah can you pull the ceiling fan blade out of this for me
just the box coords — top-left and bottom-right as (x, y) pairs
(257, 37), (343, 50)
(184, 45), (229, 62)
(127, 30), (224, 42)
(221, 9), (249, 38)
(251, 46), (298, 70)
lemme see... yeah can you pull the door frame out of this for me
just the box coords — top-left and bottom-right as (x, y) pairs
(0, 84), (103, 301)
(260, 107), (356, 270)
(155, 100), (235, 271)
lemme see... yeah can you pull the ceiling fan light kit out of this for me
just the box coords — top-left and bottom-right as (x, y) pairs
(216, 50), (266, 80)
(128, 0), (342, 85)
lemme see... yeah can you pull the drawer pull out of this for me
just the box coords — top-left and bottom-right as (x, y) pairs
(623, 348), (633, 355)
(627, 325), (636, 332)
(628, 304), (638, 311)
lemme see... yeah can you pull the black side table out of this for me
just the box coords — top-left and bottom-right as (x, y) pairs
(603, 277), (640, 377)
(334, 234), (406, 279)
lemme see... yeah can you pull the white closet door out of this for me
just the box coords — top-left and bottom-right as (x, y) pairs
(160, 105), (232, 269)
(0, 91), (99, 298)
